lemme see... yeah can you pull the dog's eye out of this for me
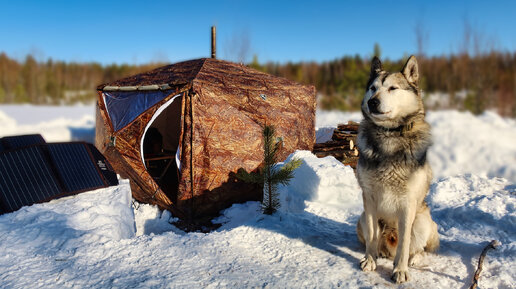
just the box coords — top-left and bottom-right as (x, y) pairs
(370, 86), (376, 92)
(388, 86), (398, 92)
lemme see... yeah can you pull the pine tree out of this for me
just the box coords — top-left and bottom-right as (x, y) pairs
(237, 125), (302, 215)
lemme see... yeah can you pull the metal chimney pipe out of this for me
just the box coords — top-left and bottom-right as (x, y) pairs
(211, 26), (216, 59)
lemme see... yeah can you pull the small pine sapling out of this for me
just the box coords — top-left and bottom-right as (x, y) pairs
(237, 125), (302, 215)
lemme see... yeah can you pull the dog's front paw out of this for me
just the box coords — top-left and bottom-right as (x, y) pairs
(360, 255), (377, 271)
(391, 269), (410, 284)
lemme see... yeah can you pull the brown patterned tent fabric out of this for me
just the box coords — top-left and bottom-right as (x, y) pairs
(96, 58), (316, 222)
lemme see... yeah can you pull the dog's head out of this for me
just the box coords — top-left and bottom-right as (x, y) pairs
(362, 55), (424, 128)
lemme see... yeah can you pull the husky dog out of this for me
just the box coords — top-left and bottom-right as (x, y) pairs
(356, 56), (439, 283)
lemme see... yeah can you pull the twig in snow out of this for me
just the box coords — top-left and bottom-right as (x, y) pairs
(469, 239), (501, 289)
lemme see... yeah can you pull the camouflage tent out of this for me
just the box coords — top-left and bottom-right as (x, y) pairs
(96, 58), (315, 222)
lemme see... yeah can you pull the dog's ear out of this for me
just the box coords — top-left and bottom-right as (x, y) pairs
(370, 56), (382, 77)
(402, 55), (419, 85)
(366, 56), (383, 91)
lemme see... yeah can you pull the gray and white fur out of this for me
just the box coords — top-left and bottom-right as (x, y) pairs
(356, 55), (439, 284)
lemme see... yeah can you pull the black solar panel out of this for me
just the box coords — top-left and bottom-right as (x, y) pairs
(0, 142), (4, 152)
(0, 146), (61, 213)
(1, 134), (46, 150)
(0, 138), (119, 215)
(47, 143), (105, 193)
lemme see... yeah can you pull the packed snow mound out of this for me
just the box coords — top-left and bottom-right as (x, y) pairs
(0, 180), (135, 288)
(0, 180), (134, 255)
(133, 203), (182, 236)
(280, 151), (362, 212)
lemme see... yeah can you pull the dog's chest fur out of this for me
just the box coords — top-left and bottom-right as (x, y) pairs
(357, 118), (432, 205)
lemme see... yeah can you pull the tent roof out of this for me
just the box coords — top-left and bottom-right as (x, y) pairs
(97, 58), (308, 92)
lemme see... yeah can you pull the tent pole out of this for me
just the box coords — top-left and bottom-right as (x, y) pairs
(190, 92), (195, 222)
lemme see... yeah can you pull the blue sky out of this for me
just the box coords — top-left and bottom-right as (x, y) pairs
(0, 0), (514, 65)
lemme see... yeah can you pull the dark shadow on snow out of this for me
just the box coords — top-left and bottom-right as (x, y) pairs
(250, 210), (362, 267)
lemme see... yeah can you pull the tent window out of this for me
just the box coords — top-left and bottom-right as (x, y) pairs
(103, 90), (173, 131)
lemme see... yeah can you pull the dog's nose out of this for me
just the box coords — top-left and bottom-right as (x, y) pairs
(368, 98), (380, 114)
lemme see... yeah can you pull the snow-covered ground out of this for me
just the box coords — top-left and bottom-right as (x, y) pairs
(0, 105), (515, 288)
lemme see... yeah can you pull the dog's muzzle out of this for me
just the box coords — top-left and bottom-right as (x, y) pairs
(368, 98), (381, 114)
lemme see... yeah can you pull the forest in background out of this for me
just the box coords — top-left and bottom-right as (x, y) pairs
(1, 50), (515, 116)
(249, 51), (516, 117)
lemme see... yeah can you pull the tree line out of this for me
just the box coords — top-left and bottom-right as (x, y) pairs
(1, 51), (515, 116)
(0, 53), (163, 105)
(249, 52), (516, 117)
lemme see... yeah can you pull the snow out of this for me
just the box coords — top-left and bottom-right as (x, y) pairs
(0, 105), (515, 288)
(0, 181), (135, 288)
(0, 104), (95, 143)
(429, 110), (516, 182)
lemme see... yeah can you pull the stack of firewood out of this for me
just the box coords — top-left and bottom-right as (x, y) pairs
(313, 121), (360, 168)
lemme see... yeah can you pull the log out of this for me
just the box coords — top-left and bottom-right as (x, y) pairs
(332, 131), (357, 137)
(313, 140), (353, 151)
(335, 121), (360, 133)
(314, 146), (352, 153)
(333, 131), (357, 138)
(314, 149), (358, 159)
(331, 135), (356, 147)
(332, 129), (356, 136)
(313, 140), (346, 147)
(337, 123), (360, 132)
